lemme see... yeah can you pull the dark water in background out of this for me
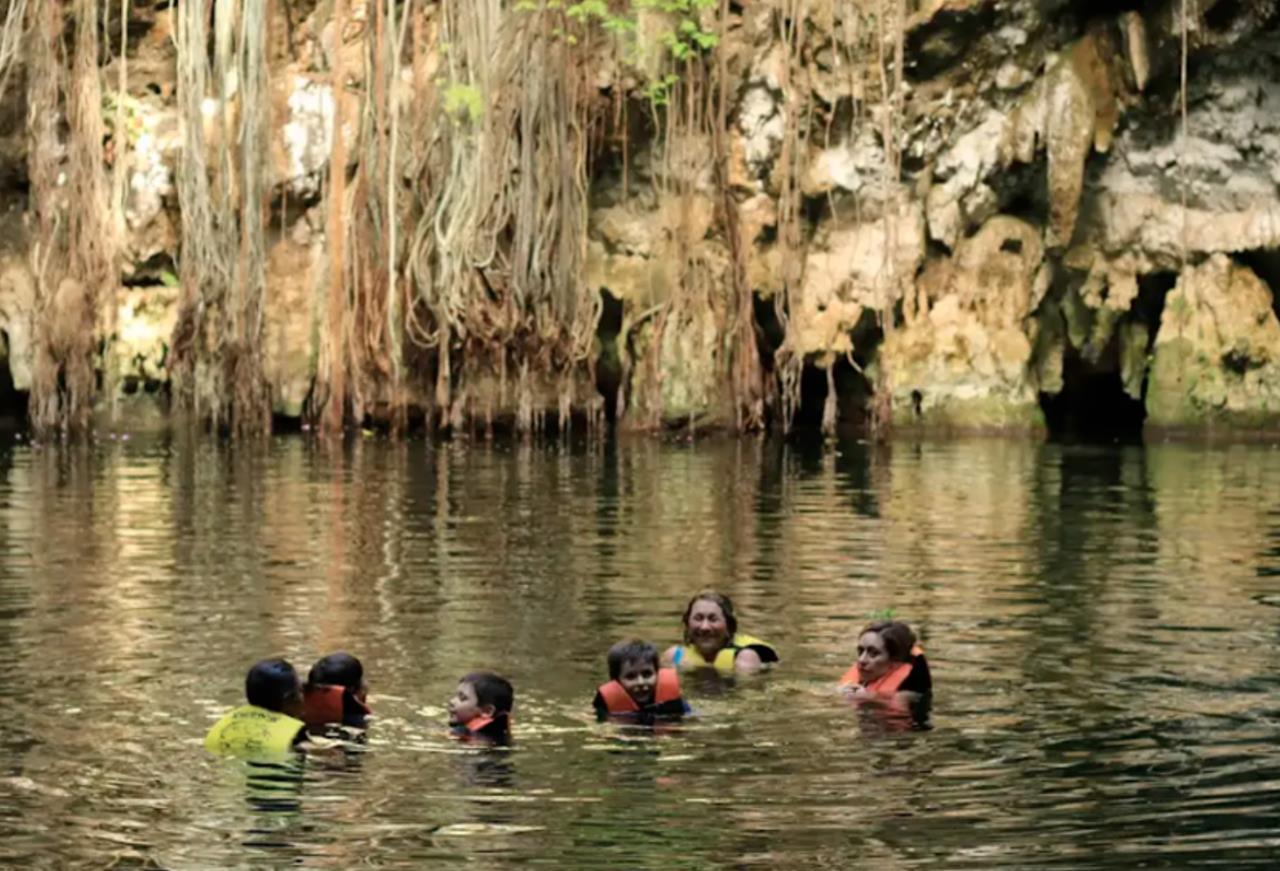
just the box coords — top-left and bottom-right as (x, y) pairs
(0, 435), (1278, 869)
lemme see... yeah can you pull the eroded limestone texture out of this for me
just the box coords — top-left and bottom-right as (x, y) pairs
(0, 0), (1277, 435)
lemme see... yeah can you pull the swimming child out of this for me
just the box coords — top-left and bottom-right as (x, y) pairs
(594, 640), (688, 722)
(204, 658), (308, 757)
(448, 672), (514, 744)
(303, 651), (371, 730)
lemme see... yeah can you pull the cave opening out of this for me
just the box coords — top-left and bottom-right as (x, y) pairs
(789, 309), (882, 435)
(596, 289), (625, 424)
(1232, 248), (1280, 322)
(0, 331), (27, 431)
(989, 159), (1050, 229)
(790, 356), (872, 434)
(1203, 0), (1274, 33)
(903, 2), (997, 81)
(1039, 271), (1175, 443)
(1055, 0), (1145, 29)
(1039, 341), (1145, 443)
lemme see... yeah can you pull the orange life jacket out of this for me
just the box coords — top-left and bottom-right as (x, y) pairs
(839, 645), (925, 697)
(596, 668), (682, 714)
(455, 711), (510, 740)
(302, 683), (370, 727)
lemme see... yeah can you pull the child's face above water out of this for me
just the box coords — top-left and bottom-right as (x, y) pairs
(618, 658), (658, 705)
(448, 681), (483, 726)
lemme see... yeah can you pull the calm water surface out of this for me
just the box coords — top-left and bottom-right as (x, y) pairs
(1, 435), (1279, 868)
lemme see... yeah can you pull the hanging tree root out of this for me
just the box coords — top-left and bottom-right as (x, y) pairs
(400, 0), (601, 436)
(171, 0), (272, 436)
(25, 0), (118, 439)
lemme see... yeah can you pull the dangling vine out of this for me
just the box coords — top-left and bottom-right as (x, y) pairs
(171, 0), (272, 436)
(26, 0), (118, 438)
(404, 0), (602, 436)
(317, 0), (351, 433)
(869, 0), (906, 439)
(713, 0), (764, 431)
(773, 0), (811, 431)
(1179, 0), (1189, 271)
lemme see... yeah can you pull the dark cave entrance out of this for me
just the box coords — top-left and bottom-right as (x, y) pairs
(595, 288), (625, 424)
(790, 309), (883, 435)
(1039, 271), (1174, 443)
(1039, 343), (1145, 443)
(0, 331), (27, 431)
(1233, 248), (1280, 323)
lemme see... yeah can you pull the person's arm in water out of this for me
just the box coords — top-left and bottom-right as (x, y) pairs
(734, 647), (763, 674)
(660, 645), (679, 668)
(845, 659), (930, 706)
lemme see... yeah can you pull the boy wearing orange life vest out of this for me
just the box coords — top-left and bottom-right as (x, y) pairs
(594, 640), (689, 722)
(302, 651), (371, 733)
(448, 672), (514, 744)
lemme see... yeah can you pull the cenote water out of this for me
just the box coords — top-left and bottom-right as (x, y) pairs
(1, 436), (1279, 868)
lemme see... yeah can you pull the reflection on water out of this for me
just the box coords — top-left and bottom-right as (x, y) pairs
(1, 435), (1279, 867)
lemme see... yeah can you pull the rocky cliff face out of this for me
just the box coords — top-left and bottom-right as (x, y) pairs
(0, 0), (1278, 437)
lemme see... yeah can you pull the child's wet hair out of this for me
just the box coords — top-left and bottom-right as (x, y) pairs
(308, 651), (363, 690)
(462, 672), (514, 715)
(607, 640), (659, 680)
(245, 658), (301, 712)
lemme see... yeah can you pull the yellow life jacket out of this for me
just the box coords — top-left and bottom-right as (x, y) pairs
(204, 705), (306, 757)
(674, 633), (779, 674)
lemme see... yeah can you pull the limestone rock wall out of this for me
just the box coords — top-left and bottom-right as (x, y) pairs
(588, 0), (1280, 433)
(0, 0), (1278, 435)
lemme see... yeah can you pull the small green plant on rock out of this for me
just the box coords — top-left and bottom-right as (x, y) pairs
(102, 92), (148, 148)
(442, 82), (484, 124)
(547, 0), (721, 105)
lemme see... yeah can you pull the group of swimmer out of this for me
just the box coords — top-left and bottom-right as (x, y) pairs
(204, 590), (932, 757)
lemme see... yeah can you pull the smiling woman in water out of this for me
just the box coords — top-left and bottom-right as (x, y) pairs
(661, 591), (779, 676)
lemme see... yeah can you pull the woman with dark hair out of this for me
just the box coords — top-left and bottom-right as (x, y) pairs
(661, 590), (779, 675)
(839, 620), (931, 702)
